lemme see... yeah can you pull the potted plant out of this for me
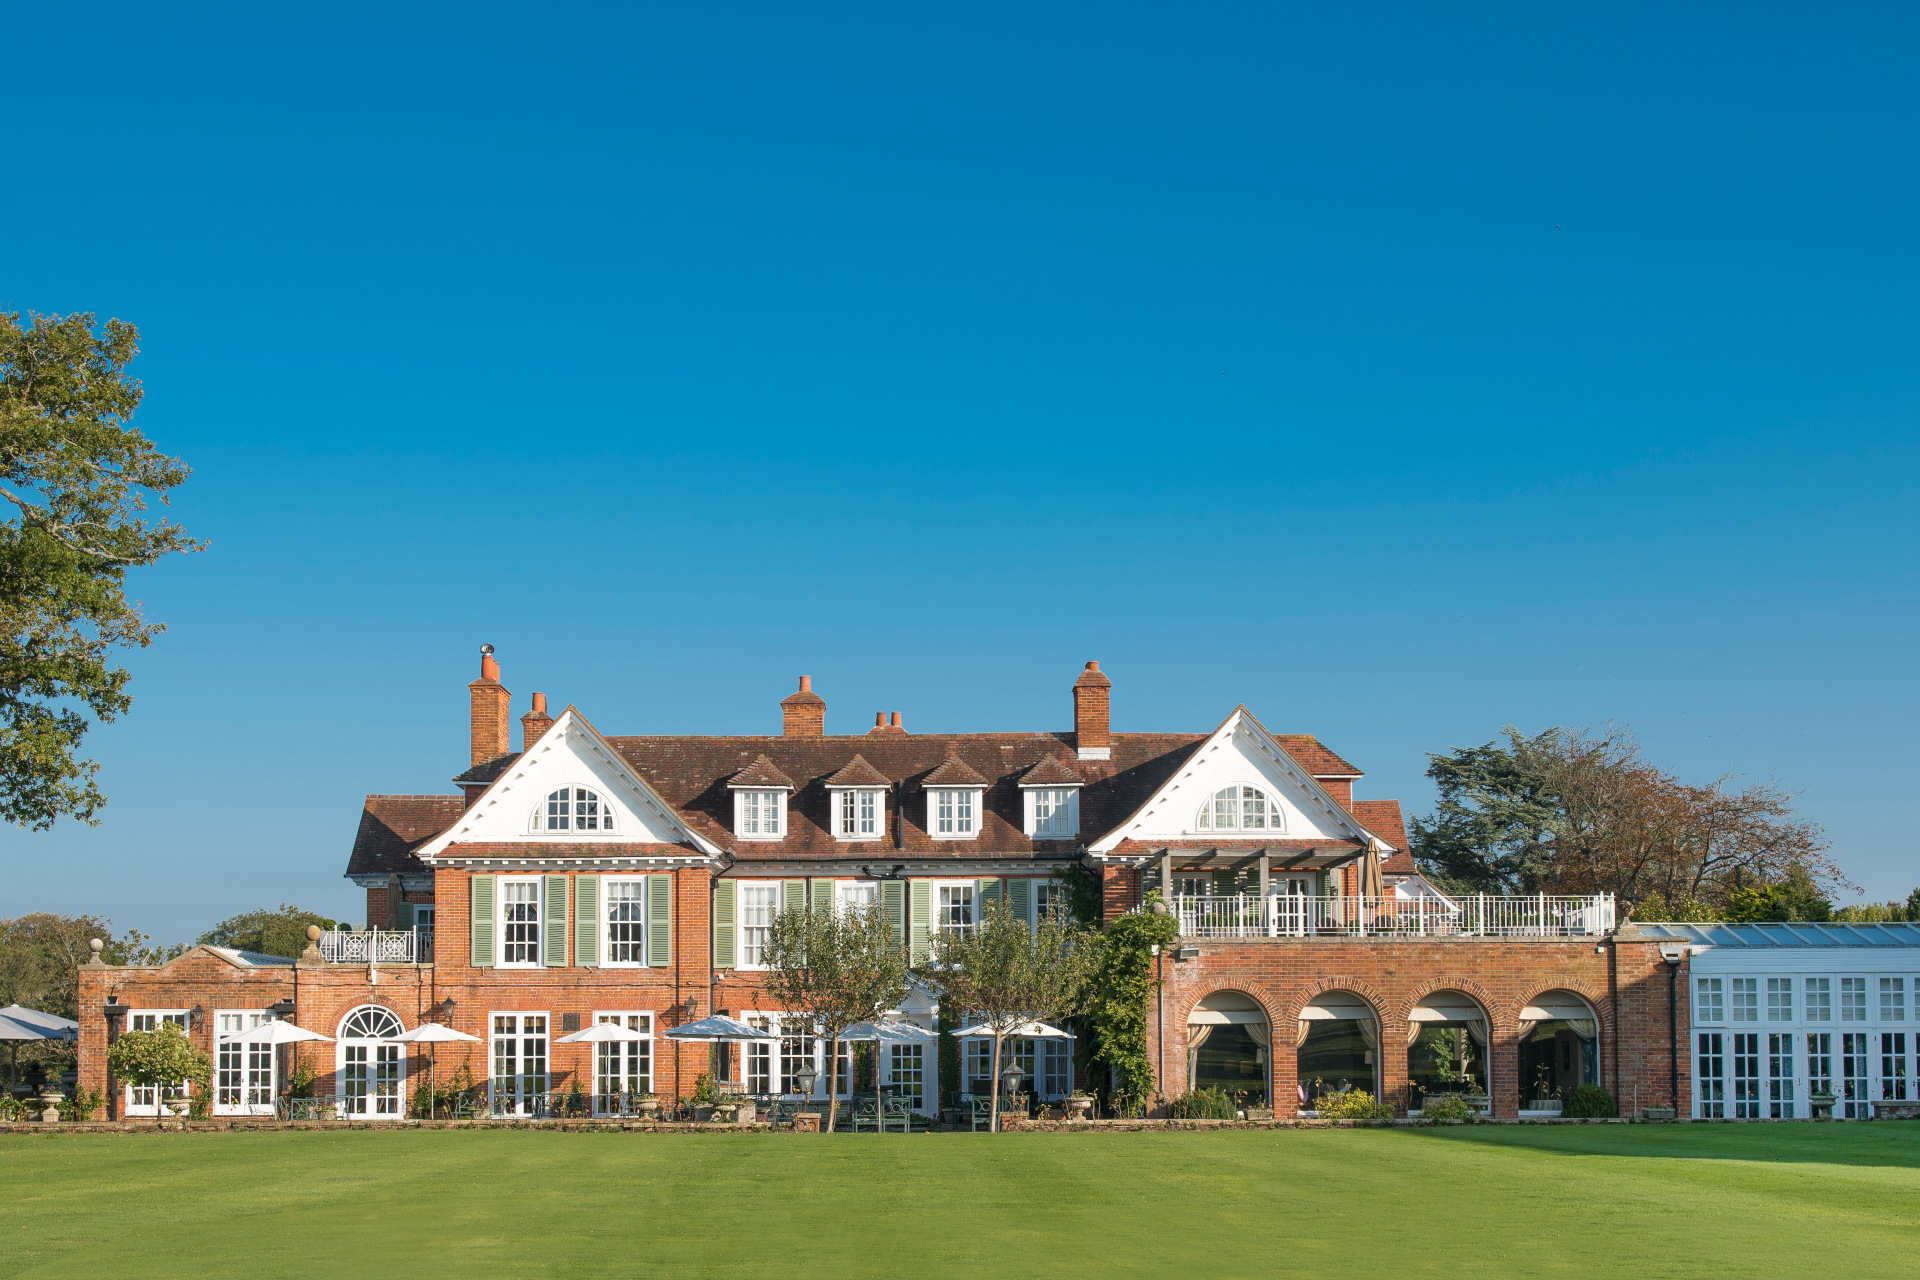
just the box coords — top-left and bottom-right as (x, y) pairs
(1525, 1068), (1561, 1114)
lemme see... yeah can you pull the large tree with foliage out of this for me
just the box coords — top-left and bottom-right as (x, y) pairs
(923, 897), (1100, 1132)
(0, 312), (202, 827)
(197, 904), (340, 959)
(1413, 725), (1840, 914)
(758, 899), (909, 1135)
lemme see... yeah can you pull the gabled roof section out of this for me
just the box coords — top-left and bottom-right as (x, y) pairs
(1019, 756), (1082, 787)
(1350, 800), (1414, 873)
(730, 754), (799, 790)
(1088, 706), (1385, 856)
(923, 754), (989, 787)
(346, 795), (467, 879)
(414, 706), (722, 861)
(823, 754), (892, 788)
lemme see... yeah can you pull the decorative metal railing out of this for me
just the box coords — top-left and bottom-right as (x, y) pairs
(318, 930), (417, 963)
(1171, 893), (1615, 940)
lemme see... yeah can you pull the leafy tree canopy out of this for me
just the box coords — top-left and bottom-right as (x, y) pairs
(0, 312), (202, 828)
(197, 904), (340, 959)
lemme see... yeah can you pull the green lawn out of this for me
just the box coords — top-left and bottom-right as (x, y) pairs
(4, 1125), (1918, 1279)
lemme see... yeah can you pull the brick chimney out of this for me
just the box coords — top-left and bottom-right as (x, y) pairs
(1073, 660), (1111, 760)
(521, 691), (554, 751)
(469, 645), (511, 766)
(866, 711), (907, 737)
(781, 675), (825, 736)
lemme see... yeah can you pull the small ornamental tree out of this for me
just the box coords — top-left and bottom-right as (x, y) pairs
(924, 897), (1100, 1133)
(106, 1022), (210, 1119)
(1083, 901), (1178, 1115)
(760, 899), (908, 1135)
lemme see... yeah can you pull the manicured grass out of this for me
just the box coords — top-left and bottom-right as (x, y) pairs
(4, 1124), (1919, 1278)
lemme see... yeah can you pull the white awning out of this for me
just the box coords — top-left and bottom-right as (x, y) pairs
(1187, 1009), (1271, 1025)
(1521, 1002), (1594, 1022)
(1299, 1005), (1374, 1021)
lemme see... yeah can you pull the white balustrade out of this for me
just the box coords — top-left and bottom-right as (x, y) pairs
(318, 930), (417, 964)
(1170, 893), (1615, 940)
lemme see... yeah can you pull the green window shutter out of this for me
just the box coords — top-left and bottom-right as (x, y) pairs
(469, 875), (496, 968)
(783, 880), (807, 914)
(910, 878), (931, 964)
(574, 875), (599, 968)
(977, 878), (1002, 912)
(809, 877), (835, 909)
(646, 874), (673, 967)
(882, 880), (906, 946)
(1213, 870), (1236, 896)
(542, 874), (569, 967)
(395, 899), (415, 929)
(713, 879), (736, 969)
(1008, 877), (1031, 924)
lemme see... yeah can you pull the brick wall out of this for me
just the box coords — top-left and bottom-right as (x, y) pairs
(1146, 937), (1686, 1119)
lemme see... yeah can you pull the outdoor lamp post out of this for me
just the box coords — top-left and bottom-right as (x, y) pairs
(795, 1063), (819, 1098)
(1001, 1062), (1025, 1097)
(1660, 944), (1686, 1115)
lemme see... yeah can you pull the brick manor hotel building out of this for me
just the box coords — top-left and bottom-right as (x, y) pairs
(78, 653), (1920, 1123)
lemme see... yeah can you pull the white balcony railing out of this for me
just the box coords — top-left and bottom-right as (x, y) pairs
(319, 930), (418, 964)
(1171, 893), (1615, 940)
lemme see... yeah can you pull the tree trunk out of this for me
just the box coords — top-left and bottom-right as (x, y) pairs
(825, 1034), (839, 1135)
(989, 1033), (1003, 1134)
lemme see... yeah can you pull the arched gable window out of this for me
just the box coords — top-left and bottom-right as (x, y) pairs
(543, 787), (612, 832)
(1195, 784), (1281, 831)
(339, 1006), (405, 1039)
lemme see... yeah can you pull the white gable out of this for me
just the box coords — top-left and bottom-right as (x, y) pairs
(417, 707), (720, 858)
(1089, 708), (1381, 854)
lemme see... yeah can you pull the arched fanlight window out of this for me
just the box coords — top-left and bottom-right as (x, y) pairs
(1195, 785), (1280, 831)
(544, 787), (611, 832)
(339, 1006), (405, 1039)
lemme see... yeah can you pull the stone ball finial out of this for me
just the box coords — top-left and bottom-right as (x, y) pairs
(306, 924), (322, 942)
(1149, 900), (1169, 917)
(89, 938), (103, 956)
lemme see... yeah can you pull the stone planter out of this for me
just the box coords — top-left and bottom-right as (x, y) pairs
(1065, 1097), (1094, 1120)
(1641, 1106), (1676, 1120)
(1525, 1099), (1562, 1115)
(635, 1100), (662, 1121)
(1810, 1093), (1837, 1121)
(1870, 1100), (1920, 1121)
(792, 1112), (821, 1133)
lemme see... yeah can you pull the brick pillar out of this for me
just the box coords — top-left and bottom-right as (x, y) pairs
(780, 676), (825, 736)
(1272, 1019), (1300, 1117)
(1073, 661), (1111, 759)
(469, 646), (510, 766)
(1490, 1029), (1520, 1118)
(1378, 1019), (1410, 1115)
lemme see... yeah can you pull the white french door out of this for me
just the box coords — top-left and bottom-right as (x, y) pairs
(215, 1011), (278, 1115)
(124, 1011), (190, 1115)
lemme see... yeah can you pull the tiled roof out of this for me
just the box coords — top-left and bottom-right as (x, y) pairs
(923, 755), (989, 787)
(729, 755), (798, 790)
(1350, 800), (1415, 873)
(453, 753), (520, 786)
(437, 841), (700, 861)
(1019, 756), (1082, 787)
(823, 754), (892, 787)
(345, 795), (467, 878)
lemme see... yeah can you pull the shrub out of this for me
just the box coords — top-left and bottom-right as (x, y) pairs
(1319, 1089), (1394, 1120)
(1424, 1095), (1472, 1122)
(1165, 1087), (1237, 1120)
(107, 1023), (211, 1118)
(58, 1085), (102, 1121)
(1563, 1084), (1617, 1118)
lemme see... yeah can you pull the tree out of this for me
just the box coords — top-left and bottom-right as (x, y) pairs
(758, 899), (909, 1135)
(1409, 730), (1561, 893)
(0, 312), (203, 828)
(1414, 725), (1843, 914)
(0, 912), (186, 1090)
(923, 897), (1100, 1133)
(106, 1021), (211, 1119)
(197, 904), (338, 959)
(1081, 902), (1177, 1115)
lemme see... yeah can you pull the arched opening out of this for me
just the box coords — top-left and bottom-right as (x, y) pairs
(1297, 991), (1379, 1109)
(337, 1005), (407, 1118)
(1406, 991), (1490, 1113)
(1185, 991), (1270, 1106)
(1518, 990), (1599, 1111)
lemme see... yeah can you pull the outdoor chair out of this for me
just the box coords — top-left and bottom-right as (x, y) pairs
(882, 1096), (912, 1133)
(968, 1097), (994, 1131)
(851, 1093), (881, 1132)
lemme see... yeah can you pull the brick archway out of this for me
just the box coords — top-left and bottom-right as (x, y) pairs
(1285, 977), (1390, 1023)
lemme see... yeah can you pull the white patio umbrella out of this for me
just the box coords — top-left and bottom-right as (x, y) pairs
(841, 1020), (940, 1044)
(948, 1019), (1072, 1039)
(661, 1014), (770, 1042)
(390, 1022), (481, 1117)
(555, 1022), (648, 1043)
(0, 1007), (77, 1094)
(217, 1020), (333, 1044)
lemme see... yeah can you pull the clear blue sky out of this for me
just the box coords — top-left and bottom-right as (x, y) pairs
(3, 2), (1914, 941)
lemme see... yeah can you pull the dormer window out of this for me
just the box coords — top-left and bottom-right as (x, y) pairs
(931, 789), (979, 838)
(1195, 784), (1280, 832)
(1026, 788), (1078, 838)
(835, 788), (883, 840)
(737, 790), (785, 838)
(542, 787), (612, 832)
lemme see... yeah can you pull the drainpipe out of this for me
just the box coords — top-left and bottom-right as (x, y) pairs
(1661, 947), (1686, 1111)
(1154, 943), (1164, 1107)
